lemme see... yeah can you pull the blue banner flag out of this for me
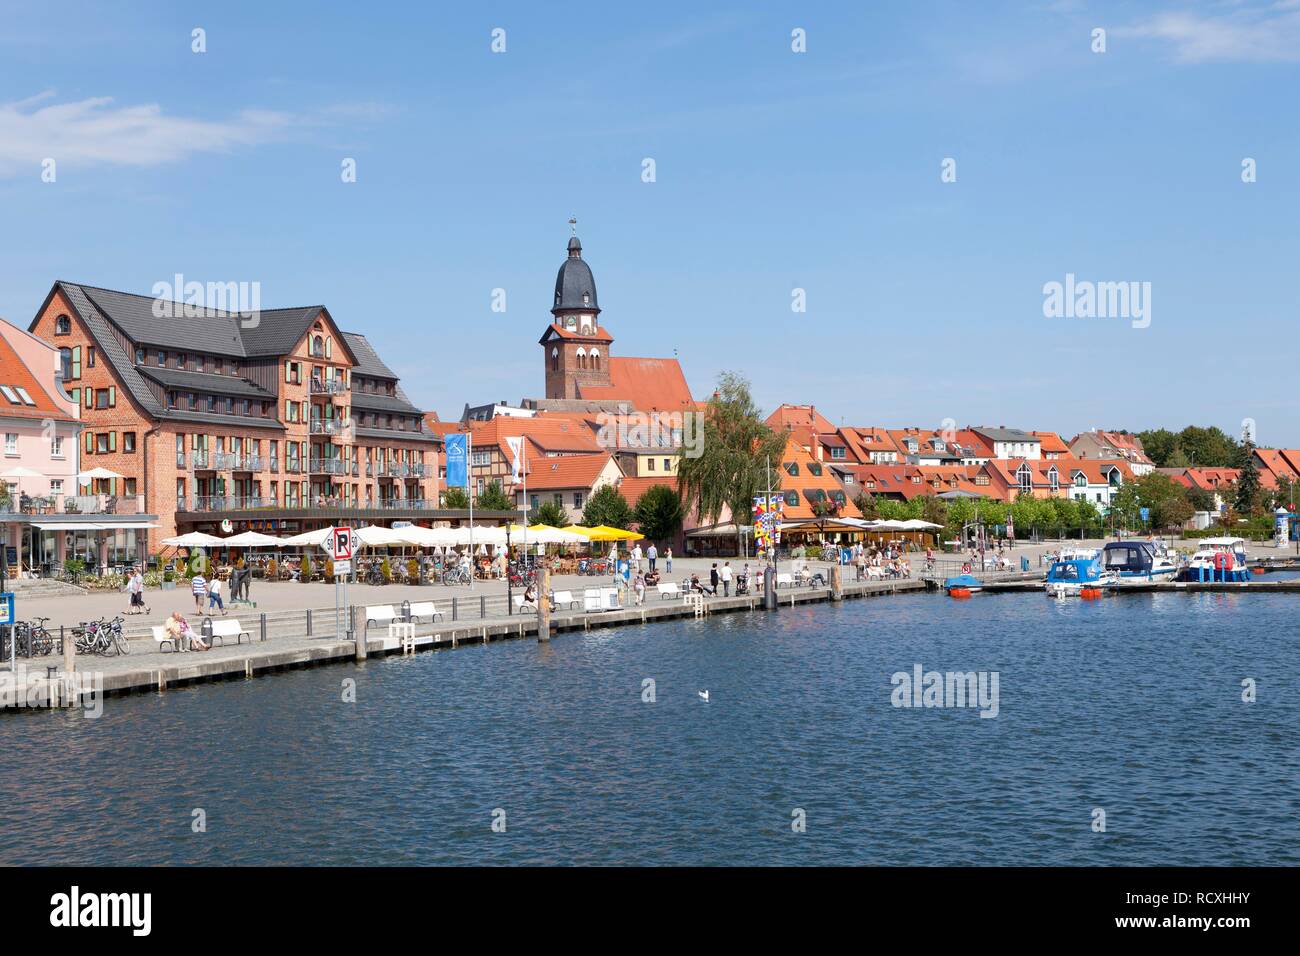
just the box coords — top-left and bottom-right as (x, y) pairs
(445, 433), (469, 489)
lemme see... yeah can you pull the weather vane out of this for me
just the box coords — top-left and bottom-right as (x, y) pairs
(569, 217), (577, 235)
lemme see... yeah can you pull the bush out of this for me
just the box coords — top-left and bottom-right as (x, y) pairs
(265, 558), (277, 579)
(301, 552), (313, 582)
(407, 558), (420, 583)
(324, 558), (335, 583)
(380, 557), (392, 584)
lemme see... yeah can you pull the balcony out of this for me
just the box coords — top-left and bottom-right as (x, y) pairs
(310, 418), (352, 436)
(309, 458), (349, 476)
(310, 378), (348, 395)
(189, 452), (212, 470)
(363, 498), (433, 510)
(231, 455), (265, 472)
(183, 496), (278, 513)
(284, 460), (304, 475)
(2, 493), (145, 516)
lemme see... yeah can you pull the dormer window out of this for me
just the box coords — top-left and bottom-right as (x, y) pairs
(582, 292), (590, 305)
(55, 315), (71, 335)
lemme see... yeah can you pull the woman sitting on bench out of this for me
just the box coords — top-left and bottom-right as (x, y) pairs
(165, 612), (210, 652)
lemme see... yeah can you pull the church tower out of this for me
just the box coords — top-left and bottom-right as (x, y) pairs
(540, 222), (612, 399)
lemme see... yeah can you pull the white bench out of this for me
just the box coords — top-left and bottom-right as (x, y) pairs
(513, 594), (538, 612)
(552, 590), (579, 610)
(209, 618), (254, 646)
(152, 625), (178, 652)
(364, 605), (397, 635)
(776, 573), (794, 588)
(657, 582), (682, 600)
(405, 601), (444, 624)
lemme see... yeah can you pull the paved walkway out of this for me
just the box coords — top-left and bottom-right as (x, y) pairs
(11, 536), (1288, 635)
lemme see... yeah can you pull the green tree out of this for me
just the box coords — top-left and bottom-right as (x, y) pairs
(1177, 425), (1239, 468)
(633, 484), (686, 542)
(675, 371), (788, 555)
(1234, 438), (1262, 515)
(476, 479), (513, 512)
(529, 500), (569, 527)
(1185, 486), (1216, 514)
(1163, 445), (1191, 469)
(853, 491), (880, 519)
(1136, 428), (1179, 467)
(1159, 495), (1194, 530)
(442, 486), (469, 509)
(582, 485), (633, 529)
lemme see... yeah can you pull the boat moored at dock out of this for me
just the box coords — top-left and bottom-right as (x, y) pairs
(1180, 536), (1250, 583)
(1101, 541), (1179, 582)
(1044, 557), (1116, 597)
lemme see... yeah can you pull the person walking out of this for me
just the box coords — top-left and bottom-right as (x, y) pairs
(665, 547), (673, 574)
(124, 566), (147, 615)
(190, 570), (208, 613)
(709, 562), (720, 596)
(647, 542), (658, 572)
(633, 571), (646, 606)
(720, 561), (733, 596)
(208, 575), (226, 616)
(631, 542), (643, 573)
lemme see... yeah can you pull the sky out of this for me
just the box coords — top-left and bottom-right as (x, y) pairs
(1, 1), (1298, 443)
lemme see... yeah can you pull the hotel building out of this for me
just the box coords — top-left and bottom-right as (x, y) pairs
(28, 282), (444, 552)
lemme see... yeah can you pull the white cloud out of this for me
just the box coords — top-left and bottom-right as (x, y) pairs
(0, 92), (294, 175)
(1119, 5), (1300, 63)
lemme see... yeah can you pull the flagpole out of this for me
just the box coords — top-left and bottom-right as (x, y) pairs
(467, 432), (474, 590)
(521, 440), (529, 561)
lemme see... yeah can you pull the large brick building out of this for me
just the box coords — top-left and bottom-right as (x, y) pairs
(29, 281), (443, 550)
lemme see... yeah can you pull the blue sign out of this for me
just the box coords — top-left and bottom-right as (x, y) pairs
(0, 592), (13, 627)
(1139, 507), (1150, 523)
(445, 433), (469, 489)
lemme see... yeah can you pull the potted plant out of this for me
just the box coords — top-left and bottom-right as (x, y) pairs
(406, 558), (420, 585)
(380, 557), (392, 584)
(300, 552), (313, 582)
(265, 557), (277, 580)
(324, 558), (335, 583)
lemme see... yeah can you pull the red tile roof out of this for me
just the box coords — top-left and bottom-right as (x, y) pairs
(1031, 431), (1071, 455)
(775, 436), (862, 519)
(577, 356), (695, 413)
(522, 453), (619, 490)
(767, 404), (836, 435)
(0, 332), (76, 421)
(614, 475), (678, 507)
(541, 322), (613, 343)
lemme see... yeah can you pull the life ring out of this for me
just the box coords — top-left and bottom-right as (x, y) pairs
(1213, 552), (1231, 571)
(962, 562), (972, 573)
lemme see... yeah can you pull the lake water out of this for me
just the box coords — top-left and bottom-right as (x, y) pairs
(1, 590), (1296, 865)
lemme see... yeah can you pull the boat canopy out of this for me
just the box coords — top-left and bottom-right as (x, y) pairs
(1197, 536), (1246, 547)
(1102, 541), (1157, 573)
(1046, 558), (1102, 582)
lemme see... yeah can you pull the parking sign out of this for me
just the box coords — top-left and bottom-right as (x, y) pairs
(331, 527), (353, 561)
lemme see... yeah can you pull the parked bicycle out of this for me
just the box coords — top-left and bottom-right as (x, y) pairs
(440, 565), (472, 586)
(72, 617), (129, 656)
(13, 616), (56, 657)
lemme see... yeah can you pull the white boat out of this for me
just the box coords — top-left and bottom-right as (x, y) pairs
(1101, 541), (1179, 581)
(1181, 536), (1250, 583)
(1043, 557), (1115, 597)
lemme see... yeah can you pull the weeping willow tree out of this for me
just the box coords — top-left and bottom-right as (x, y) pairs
(676, 371), (788, 556)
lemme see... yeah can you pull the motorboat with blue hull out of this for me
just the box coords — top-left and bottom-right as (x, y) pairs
(1044, 557), (1115, 597)
(1179, 536), (1250, 583)
(1101, 541), (1179, 582)
(943, 573), (983, 594)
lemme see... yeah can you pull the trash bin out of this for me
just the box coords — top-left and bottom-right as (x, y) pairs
(1021, 557), (1029, 572)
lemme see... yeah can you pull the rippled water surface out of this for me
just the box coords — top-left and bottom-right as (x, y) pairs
(1, 590), (1296, 865)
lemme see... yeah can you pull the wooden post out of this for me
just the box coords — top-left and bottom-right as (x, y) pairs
(352, 604), (365, 661)
(538, 566), (551, 642)
(764, 565), (777, 611)
(831, 564), (843, 601)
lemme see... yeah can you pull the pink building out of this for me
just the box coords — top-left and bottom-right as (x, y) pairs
(0, 319), (145, 576)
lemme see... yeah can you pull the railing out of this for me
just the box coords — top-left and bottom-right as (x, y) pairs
(284, 460), (304, 474)
(310, 378), (348, 395)
(232, 455), (264, 472)
(309, 418), (352, 435)
(309, 458), (349, 475)
(182, 496), (278, 513)
(190, 452), (211, 469)
(3, 494), (145, 515)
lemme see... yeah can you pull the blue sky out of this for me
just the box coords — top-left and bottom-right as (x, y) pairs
(1, 1), (1298, 443)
